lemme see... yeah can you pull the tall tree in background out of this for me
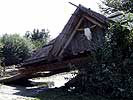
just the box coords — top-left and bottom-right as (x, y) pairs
(0, 34), (34, 66)
(99, 0), (133, 14)
(25, 28), (50, 49)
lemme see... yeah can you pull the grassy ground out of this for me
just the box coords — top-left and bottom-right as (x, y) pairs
(35, 88), (109, 100)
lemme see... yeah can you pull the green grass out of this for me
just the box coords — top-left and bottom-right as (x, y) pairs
(35, 88), (109, 100)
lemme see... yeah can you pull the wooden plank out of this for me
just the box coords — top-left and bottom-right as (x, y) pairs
(0, 74), (25, 83)
(69, 2), (78, 8)
(50, 9), (80, 57)
(76, 25), (96, 31)
(58, 17), (84, 56)
(83, 15), (103, 28)
(27, 68), (70, 79)
(0, 56), (90, 83)
(20, 56), (90, 74)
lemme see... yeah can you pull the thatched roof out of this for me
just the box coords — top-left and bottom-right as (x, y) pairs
(22, 4), (108, 67)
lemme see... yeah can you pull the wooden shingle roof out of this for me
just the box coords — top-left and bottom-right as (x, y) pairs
(22, 4), (108, 67)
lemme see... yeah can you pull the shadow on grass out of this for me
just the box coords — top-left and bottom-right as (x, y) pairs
(35, 87), (109, 100)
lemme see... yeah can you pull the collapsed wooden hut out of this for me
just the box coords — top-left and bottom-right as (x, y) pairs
(20, 4), (108, 77)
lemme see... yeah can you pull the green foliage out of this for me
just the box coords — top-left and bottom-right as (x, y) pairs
(66, 2), (133, 98)
(0, 34), (34, 66)
(36, 88), (108, 100)
(100, 0), (133, 14)
(0, 28), (50, 67)
(25, 29), (50, 49)
(66, 22), (133, 99)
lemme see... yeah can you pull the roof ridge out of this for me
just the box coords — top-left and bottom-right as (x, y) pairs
(22, 4), (108, 67)
(49, 4), (108, 57)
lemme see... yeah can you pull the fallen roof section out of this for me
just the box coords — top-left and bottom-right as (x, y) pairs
(22, 4), (108, 67)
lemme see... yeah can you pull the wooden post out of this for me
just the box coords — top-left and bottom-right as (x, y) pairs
(59, 17), (84, 56)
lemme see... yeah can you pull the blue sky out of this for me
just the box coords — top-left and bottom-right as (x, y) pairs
(0, 0), (101, 38)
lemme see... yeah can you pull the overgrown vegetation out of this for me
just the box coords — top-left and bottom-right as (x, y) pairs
(99, 0), (133, 14)
(0, 34), (34, 66)
(65, 0), (133, 99)
(36, 88), (108, 100)
(0, 29), (50, 76)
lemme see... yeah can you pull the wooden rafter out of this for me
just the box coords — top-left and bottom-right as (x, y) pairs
(76, 25), (96, 31)
(58, 17), (84, 56)
(83, 15), (103, 28)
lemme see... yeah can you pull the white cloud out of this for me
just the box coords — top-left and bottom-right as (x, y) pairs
(0, 0), (101, 38)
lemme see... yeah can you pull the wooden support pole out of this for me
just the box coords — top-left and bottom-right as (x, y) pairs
(69, 2), (78, 8)
(76, 25), (97, 31)
(58, 17), (84, 56)
(83, 15), (103, 28)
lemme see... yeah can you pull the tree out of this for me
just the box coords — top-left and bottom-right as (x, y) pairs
(0, 34), (34, 66)
(25, 28), (50, 49)
(99, 0), (133, 14)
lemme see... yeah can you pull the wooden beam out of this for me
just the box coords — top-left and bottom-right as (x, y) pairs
(83, 15), (103, 28)
(76, 25), (97, 31)
(69, 2), (78, 8)
(90, 25), (97, 29)
(19, 56), (90, 75)
(0, 56), (90, 83)
(0, 74), (25, 83)
(58, 17), (84, 56)
(76, 28), (84, 31)
(28, 68), (70, 78)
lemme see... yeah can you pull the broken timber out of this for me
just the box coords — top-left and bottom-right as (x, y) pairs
(0, 56), (90, 84)
(0, 4), (108, 84)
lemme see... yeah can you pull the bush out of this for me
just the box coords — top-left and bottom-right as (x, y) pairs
(0, 34), (34, 66)
(66, 22), (133, 99)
